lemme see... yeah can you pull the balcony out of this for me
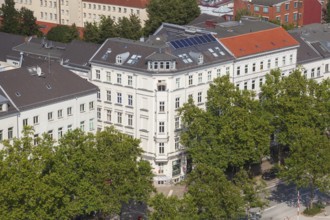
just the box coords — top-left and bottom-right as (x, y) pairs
(155, 154), (168, 162)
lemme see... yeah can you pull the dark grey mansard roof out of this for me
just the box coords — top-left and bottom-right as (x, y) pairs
(90, 35), (234, 72)
(0, 61), (98, 111)
(0, 32), (25, 62)
(290, 24), (330, 58)
(62, 40), (100, 70)
(289, 33), (323, 64)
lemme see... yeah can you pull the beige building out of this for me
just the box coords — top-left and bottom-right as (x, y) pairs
(12, 0), (149, 27)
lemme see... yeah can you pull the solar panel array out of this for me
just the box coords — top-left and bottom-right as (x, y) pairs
(170, 34), (217, 49)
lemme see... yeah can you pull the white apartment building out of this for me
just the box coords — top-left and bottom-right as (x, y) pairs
(12, 0), (149, 27)
(0, 61), (98, 149)
(89, 31), (234, 183)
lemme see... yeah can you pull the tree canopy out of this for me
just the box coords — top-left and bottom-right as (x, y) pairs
(46, 24), (79, 43)
(83, 15), (143, 43)
(260, 69), (330, 208)
(0, 0), (41, 36)
(0, 126), (154, 219)
(144, 0), (200, 36)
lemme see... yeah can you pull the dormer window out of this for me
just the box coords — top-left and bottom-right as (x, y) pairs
(116, 55), (122, 64)
(148, 61), (174, 71)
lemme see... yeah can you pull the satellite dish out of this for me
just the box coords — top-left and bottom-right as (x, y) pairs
(37, 66), (42, 76)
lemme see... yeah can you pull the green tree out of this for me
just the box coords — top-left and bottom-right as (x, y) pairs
(0, 127), (154, 218)
(260, 70), (330, 208)
(0, 0), (20, 34)
(83, 21), (100, 43)
(144, 0), (200, 36)
(98, 15), (117, 43)
(116, 14), (143, 40)
(324, 1), (330, 23)
(46, 24), (79, 43)
(235, 8), (252, 21)
(19, 7), (42, 36)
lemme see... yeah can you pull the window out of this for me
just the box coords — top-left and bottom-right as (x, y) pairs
(34, 134), (39, 146)
(259, 78), (263, 87)
(80, 121), (85, 131)
(207, 71), (212, 81)
(293, 13), (298, 21)
(175, 97), (180, 109)
(159, 122), (165, 133)
(106, 90), (111, 102)
(67, 107), (72, 116)
(317, 67), (321, 77)
(236, 83), (240, 88)
(254, 6), (259, 11)
(96, 69), (100, 80)
(294, 2), (298, 8)
(80, 104), (85, 112)
(97, 108), (101, 120)
(276, 6), (280, 12)
(198, 73), (202, 83)
(8, 127), (13, 139)
(188, 75), (193, 85)
(106, 110), (111, 122)
(158, 162), (164, 174)
(175, 117), (180, 130)
(216, 68), (221, 77)
(172, 159), (181, 176)
(175, 137), (180, 150)
(117, 93), (122, 104)
(97, 91), (101, 100)
(284, 14), (289, 22)
(0, 130), (2, 141)
(244, 64), (248, 74)
(67, 124), (72, 132)
(326, 64), (329, 72)
(89, 101), (94, 110)
(128, 114), (133, 126)
(237, 66), (240, 75)
(175, 78), (180, 88)
(23, 118), (28, 126)
(244, 82), (247, 90)
(159, 143), (164, 154)
(226, 67), (230, 75)
(275, 58), (279, 67)
(289, 54), (293, 63)
(197, 92), (202, 103)
(117, 73), (122, 84)
(282, 56), (286, 65)
(117, 112), (122, 124)
(159, 101), (165, 112)
(58, 127), (63, 138)
(48, 112), (53, 120)
(252, 80), (255, 90)
(252, 63), (256, 72)
(106, 72), (111, 82)
(260, 61), (264, 70)
(33, 116), (39, 124)
(128, 75), (133, 86)
(267, 59), (271, 69)
(285, 3), (289, 10)
(128, 95), (133, 106)
(311, 68), (315, 78)
(48, 130), (53, 139)
(263, 6), (269, 13)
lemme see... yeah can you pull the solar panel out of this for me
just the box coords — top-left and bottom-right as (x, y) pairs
(199, 36), (207, 43)
(194, 36), (202, 44)
(185, 39), (193, 46)
(207, 34), (216, 42)
(190, 37), (198, 45)
(176, 40), (184, 48)
(204, 35), (212, 42)
(171, 41), (180, 49)
(181, 39), (189, 47)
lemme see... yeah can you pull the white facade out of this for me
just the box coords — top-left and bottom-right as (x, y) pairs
(13, 0), (148, 27)
(0, 93), (97, 149)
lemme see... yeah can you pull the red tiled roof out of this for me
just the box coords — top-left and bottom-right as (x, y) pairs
(82, 0), (149, 8)
(219, 27), (299, 58)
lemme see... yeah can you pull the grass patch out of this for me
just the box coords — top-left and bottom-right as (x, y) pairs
(303, 202), (325, 216)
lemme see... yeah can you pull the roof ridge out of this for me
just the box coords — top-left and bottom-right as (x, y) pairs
(219, 26), (282, 40)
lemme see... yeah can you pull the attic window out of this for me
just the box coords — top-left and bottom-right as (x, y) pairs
(127, 54), (141, 64)
(215, 47), (225, 56)
(178, 54), (192, 63)
(116, 55), (122, 64)
(208, 48), (218, 57)
(15, 92), (21, 97)
(102, 48), (112, 60)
